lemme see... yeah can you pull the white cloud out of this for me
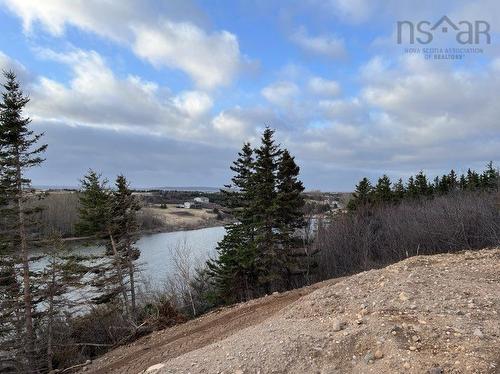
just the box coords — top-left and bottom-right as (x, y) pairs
(291, 26), (346, 59)
(261, 81), (299, 106)
(308, 77), (341, 96)
(27, 48), (214, 141)
(3, 0), (246, 89)
(132, 21), (241, 89)
(173, 91), (213, 119)
(326, 0), (374, 23)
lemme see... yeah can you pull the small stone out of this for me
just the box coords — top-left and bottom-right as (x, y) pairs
(473, 328), (483, 338)
(374, 350), (384, 359)
(363, 352), (374, 364)
(409, 346), (417, 351)
(145, 363), (166, 373)
(429, 367), (444, 374)
(412, 335), (420, 342)
(403, 362), (411, 369)
(399, 292), (410, 301)
(332, 320), (345, 332)
(234, 370), (244, 374)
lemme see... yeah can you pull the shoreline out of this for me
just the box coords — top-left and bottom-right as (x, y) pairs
(61, 219), (233, 243)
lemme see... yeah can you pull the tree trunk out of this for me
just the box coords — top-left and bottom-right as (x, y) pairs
(108, 229), (130, 318)
(126, 250), (136, 317)
(46, 265), (55, 372)
(15, 153), (35, 370)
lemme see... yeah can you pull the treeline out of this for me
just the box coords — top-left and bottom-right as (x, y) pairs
(206, 128), (306, 304)
(0, 71), (176, 373)
(348, 163), (499, 210)
(314, 190), (499, 281)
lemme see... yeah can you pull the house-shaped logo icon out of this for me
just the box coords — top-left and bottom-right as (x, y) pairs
(431, 16), (459, 33)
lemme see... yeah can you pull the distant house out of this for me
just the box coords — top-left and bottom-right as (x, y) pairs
(194, 197), (209, 204)
(183, 202), (192, 209)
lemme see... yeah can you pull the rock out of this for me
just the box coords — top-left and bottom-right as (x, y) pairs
(332, 320), (345, 332)
(399, 292), (410, 301)
(403, 362), (411, 369)
(409, 346), (417, 351)
(145, 363), (167, 373)
(363, 352), (374, 364)
(234, 370), (244, 374)
(374, 349), (384, 359)
(473, 328), (483, 338)
(429, 367), (444, 374)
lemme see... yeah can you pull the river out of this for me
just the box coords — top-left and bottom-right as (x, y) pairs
(56, 226), (226, 288)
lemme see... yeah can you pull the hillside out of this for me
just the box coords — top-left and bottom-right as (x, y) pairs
(82, 248), (499, 374)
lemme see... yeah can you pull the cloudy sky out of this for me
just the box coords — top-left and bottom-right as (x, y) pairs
(0, 0), (499, 190)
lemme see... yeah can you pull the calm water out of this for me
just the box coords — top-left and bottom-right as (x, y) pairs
(65, 226), (226, 287)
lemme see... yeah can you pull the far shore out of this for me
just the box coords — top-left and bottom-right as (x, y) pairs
(60, 218), (232, 243)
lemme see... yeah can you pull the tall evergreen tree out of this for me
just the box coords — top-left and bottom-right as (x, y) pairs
(276, 149), (305, 238)
(347, 177), (373, 210)
(208, 143), (257, 303)
(406, 175), (418, 198)
(0, 70), (47, 370)
(392, 178), (406, 202)
(374, 174), (393, 203)
(76, 171), (129, 316)
(251, 127), (283, 291)
(414, 171), (431, 196)
(110, 175), (141, 316)
(481, 161), (499, 191)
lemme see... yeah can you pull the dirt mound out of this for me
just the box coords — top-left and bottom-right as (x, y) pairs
(85, 248), (500, 374)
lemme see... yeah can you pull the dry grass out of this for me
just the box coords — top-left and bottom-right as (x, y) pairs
(146, 205), (223, 230)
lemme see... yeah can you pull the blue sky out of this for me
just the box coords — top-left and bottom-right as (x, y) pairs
(0, 0), (499, 190)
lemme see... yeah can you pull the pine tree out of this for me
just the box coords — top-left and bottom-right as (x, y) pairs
(448, 169), (458, 191)
(110, 175), (141, 316)
(347, 177), (373, 210)
(459, 174), (467, 190)
(414, 171), (429, 196)
(0, 70), (47, 370)
(208, 143), (257, 303)
(40, 232), (88, 372)
(481, 161), (499, 191)
(406, 175), (418, 198)
(76, 171), (130, 316)
(251, 127), (284, 292)
(392, 178), (406, 202)
(75, 170), (109, 237)
(374, 174), (393, 203)
(276, 149), (305, 240)
(466, 168), (480, 190)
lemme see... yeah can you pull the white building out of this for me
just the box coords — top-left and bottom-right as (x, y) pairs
(194, 197), (209, 203)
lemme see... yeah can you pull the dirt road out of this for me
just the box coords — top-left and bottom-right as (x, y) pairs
(84, 280), (334, 373)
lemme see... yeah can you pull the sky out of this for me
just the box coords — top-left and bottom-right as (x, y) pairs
(0, 0), (499, 191)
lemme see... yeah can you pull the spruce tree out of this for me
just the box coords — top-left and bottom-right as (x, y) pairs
(392, 178), (406, 202)
(252, 127), (283, 292)
(374, 174), (393, 203)
(110, 175), (141, 316)
(208, 143), (257, 303)
(414, 171), (430, 197)
(481, 161), (499, 191)
(276, 149), (305, 239)
(0, 70), (47, 370)
(76, 171), (129, 316)
(406, 175), (418, 198)
(347, 177), (373, 210)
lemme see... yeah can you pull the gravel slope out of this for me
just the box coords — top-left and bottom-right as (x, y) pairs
(143, 248), (500, 374)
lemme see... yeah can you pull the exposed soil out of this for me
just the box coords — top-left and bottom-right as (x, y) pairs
(82, 248), (499, 374)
